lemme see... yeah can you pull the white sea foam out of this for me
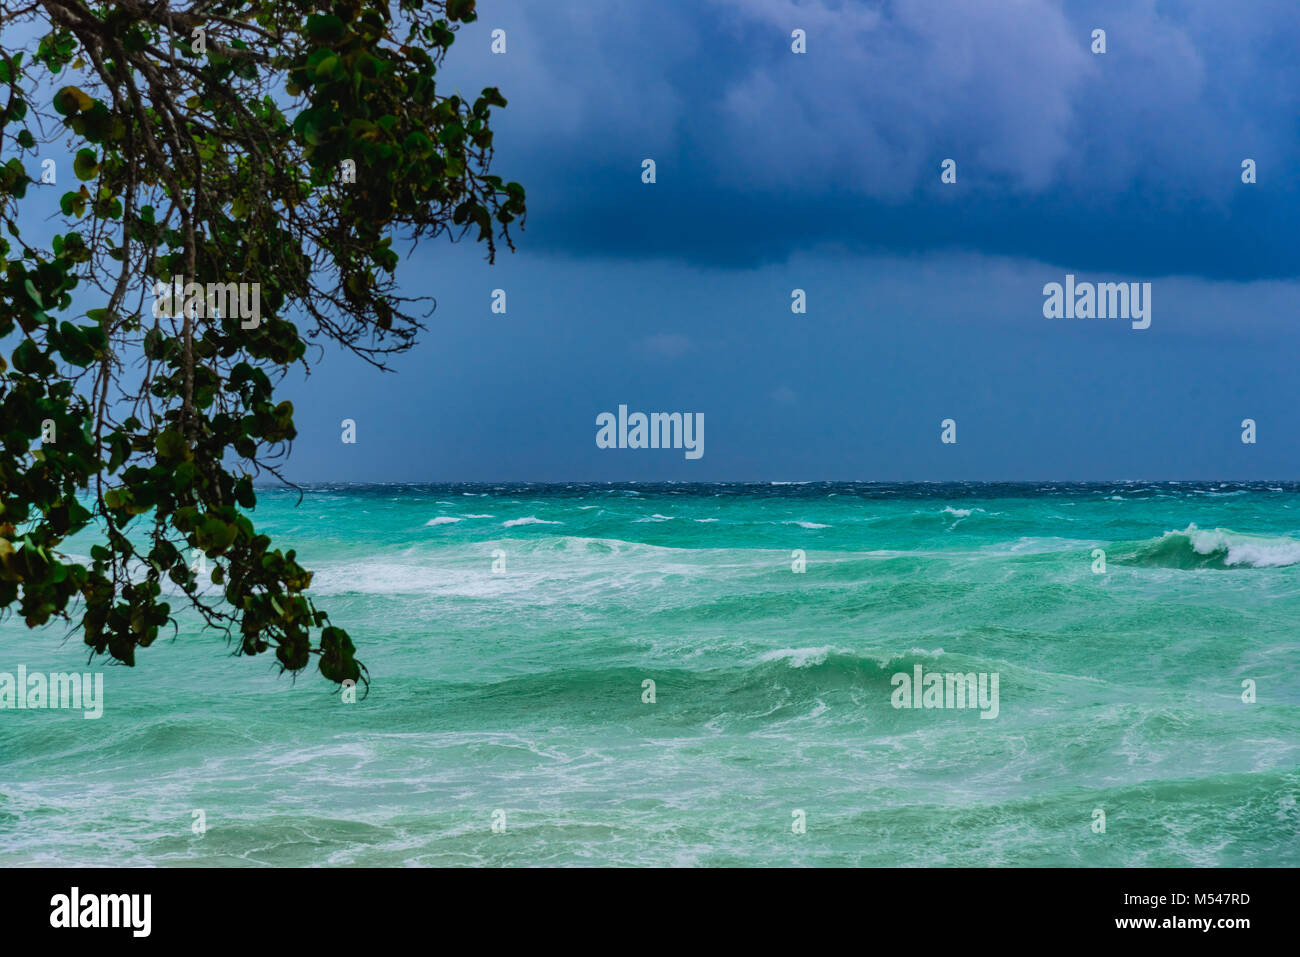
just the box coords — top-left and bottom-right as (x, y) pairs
(785, 520), (830, 529)
(757, 646), (837, 668)
(503, 516), (563, 527)
(1182, 524), (1300, 568)
(425, 517), (463, 526)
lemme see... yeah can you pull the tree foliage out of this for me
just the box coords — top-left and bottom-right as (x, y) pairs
(0, 0), (525, 685)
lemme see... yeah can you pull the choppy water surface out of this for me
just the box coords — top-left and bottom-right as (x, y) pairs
(2, 482), (1297, 866)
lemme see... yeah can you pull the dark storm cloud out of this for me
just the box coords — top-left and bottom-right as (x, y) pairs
(455, 0), (1300, 278)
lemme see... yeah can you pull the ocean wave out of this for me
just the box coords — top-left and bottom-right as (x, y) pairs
(503, 516), (564, 527)
(941, 506), (996, 519)
(301, 536), (761, 597)
(785, 520), (831, 529)
(1120, 524), (1300, 569)
(416, 649), (1001, 719)
(755, 646), (838, 668)
(501, 535), (706, 558)
(750, 647), (960, 680)
(425, 517), (463, 526)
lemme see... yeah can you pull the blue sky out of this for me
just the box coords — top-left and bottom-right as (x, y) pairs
(13, 1), (1300, 480)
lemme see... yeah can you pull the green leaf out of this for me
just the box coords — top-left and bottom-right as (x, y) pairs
(154, 429), (189, 461)
(53, 86), (93, 116)
(305, 14), (345, 44)
(73, 148), (99, 181)
(447, 0), (477, 22)
(12, 338), (42, 372)
(314, 54), (340, 79)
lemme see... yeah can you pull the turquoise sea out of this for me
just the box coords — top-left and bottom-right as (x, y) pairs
(2, 482), (1298, 866)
